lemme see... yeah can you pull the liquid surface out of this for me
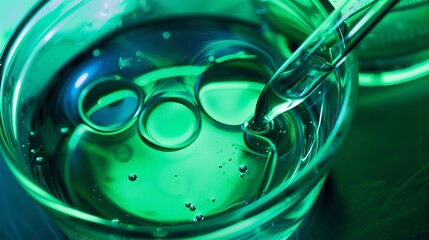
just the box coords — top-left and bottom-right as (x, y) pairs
(28, 18), (321, 226)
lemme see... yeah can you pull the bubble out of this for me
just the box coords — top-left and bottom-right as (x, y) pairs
(36, 157), (44, 165)
(111, 219), (120, 225)
(92, 49), (101, 57)
(239, 165), (248, 173)
(136, 50), (145, 57)
(185, 203), (191, 208)
(240, 173), (245, 178)
(128, 173), (137, 181)
(30, 149), (36, 154)
(195, 214), (204, 222)
(189, 205), (196, 211)
(207, 56), (215, 63)
(212, 199), (216, 202)
(60, 127), (70, 136)
(153, 227), (168, 238)
(113, 144), (132, 162)
(162, 31), (171, 40)
(30, 131), (36, 137)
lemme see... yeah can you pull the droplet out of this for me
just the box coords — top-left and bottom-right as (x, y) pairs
(36, 157), (44, 165)
(162, 31), (171, 40)
(111, 219), (120, 225)
(113, 144), (132, 162)
(195, 214), (204, 222)
(189, 205), (196, 211)
(185, 203), (191, 208)
(128, 173), (137, 181)
(92, 49), (101, 57)
(60, 127), (70, 136)
(239, 165), (248, 173)
(153, 227), (168, 238)
(136, 50), (145, 57)
(207, 56), (215, 63)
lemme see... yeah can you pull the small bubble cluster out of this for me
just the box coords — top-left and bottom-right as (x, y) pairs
(185, 202), (196, 211)
(192, 214), (204, 223)
(195, 214), (204, 222)
(239, 165), (248, 173)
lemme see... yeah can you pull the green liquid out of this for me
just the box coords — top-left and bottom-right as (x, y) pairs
(28, 18), (321, 226)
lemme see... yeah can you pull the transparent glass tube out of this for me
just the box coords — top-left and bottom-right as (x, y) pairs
(252, 0), (399, 127)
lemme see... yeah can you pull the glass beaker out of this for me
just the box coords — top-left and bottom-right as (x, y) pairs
(0, 0), (357, 239)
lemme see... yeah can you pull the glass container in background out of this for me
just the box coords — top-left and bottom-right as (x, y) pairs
(330, 0), (429, 86)
(0, 0), (357, 239)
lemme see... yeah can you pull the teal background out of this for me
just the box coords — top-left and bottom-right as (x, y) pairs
(1, 1), (429, 239)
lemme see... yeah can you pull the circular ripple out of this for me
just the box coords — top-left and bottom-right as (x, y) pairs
(77, 76), (143, 132)
(138, 92), (201, 150)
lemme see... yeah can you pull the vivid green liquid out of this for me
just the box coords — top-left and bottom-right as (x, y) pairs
(29, 18), (320, 226)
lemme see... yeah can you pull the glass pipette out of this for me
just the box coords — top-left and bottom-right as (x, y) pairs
(251, 0), (400, 132)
